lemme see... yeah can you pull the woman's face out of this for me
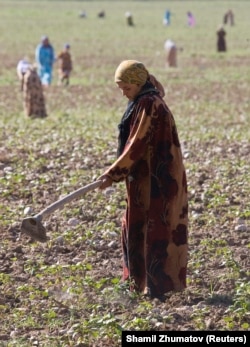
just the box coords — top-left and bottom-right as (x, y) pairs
(116, 81), (142, 101)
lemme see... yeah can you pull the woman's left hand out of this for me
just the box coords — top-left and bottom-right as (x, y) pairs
(97, 175), (113, 190)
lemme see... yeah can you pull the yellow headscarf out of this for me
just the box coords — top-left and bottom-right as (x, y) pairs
(114, 60), (149, 85)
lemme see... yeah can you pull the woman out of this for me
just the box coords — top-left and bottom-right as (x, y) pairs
(164, 39), (177, 67)
(16, 57), (31, 91)
(57, 43), (73, 86)
(35, 36), (55, 87)
(187, 11), (195, 27)
(98, 60), (188, 299)
(216, 26), (227, 52)
(22, 65), (47, 118)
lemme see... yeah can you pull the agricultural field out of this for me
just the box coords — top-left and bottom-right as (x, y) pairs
(0, 0), (249, 346)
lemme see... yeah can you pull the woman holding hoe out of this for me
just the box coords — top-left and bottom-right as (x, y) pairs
(98, 60), (188, 299)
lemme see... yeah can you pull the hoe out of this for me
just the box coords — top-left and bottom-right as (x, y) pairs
(21, 180), (102, 243)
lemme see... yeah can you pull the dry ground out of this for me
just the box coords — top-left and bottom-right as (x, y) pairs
(0, 52), (249, 345)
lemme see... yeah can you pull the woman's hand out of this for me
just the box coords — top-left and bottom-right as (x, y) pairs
(97, 175), (113, 190)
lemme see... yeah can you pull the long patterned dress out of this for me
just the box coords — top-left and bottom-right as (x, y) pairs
(23, 67), (47, 118)
(104, 85), (188, 298)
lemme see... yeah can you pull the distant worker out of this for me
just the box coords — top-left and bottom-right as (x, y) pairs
(35, 35), (55, 87)
(223, 9), (234, 26)
(17, 59), (47, 118)
(187, 11), (195, 27)
(125, 11), (134, 26)
(57, 43), (73, 86)
(216, 25), (227, 52)
(163, 9), (171, 26)
(79, 10), (87, 18)
(223, 13), (227, 24)
(164, 39), (177, 67)
(98, 10), (105, 18)
(16, 58), (31, 91)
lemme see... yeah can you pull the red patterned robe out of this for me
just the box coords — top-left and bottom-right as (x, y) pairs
(104, 88), (188, 298)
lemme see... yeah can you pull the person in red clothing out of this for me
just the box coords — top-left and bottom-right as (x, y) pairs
(98, 60), (188, 299)
(57, 43), (73, 86)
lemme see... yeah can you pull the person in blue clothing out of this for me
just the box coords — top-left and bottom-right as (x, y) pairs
(163, 9), (171, 26)
(35, 36), (55, 87)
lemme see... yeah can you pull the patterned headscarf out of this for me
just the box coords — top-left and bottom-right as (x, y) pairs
(114, 60), (149, 85)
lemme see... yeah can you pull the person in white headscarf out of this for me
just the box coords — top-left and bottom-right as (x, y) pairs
(17, 58), (47, 118)
(164, 39), (178, 67)
(17, 58), (31, 91)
